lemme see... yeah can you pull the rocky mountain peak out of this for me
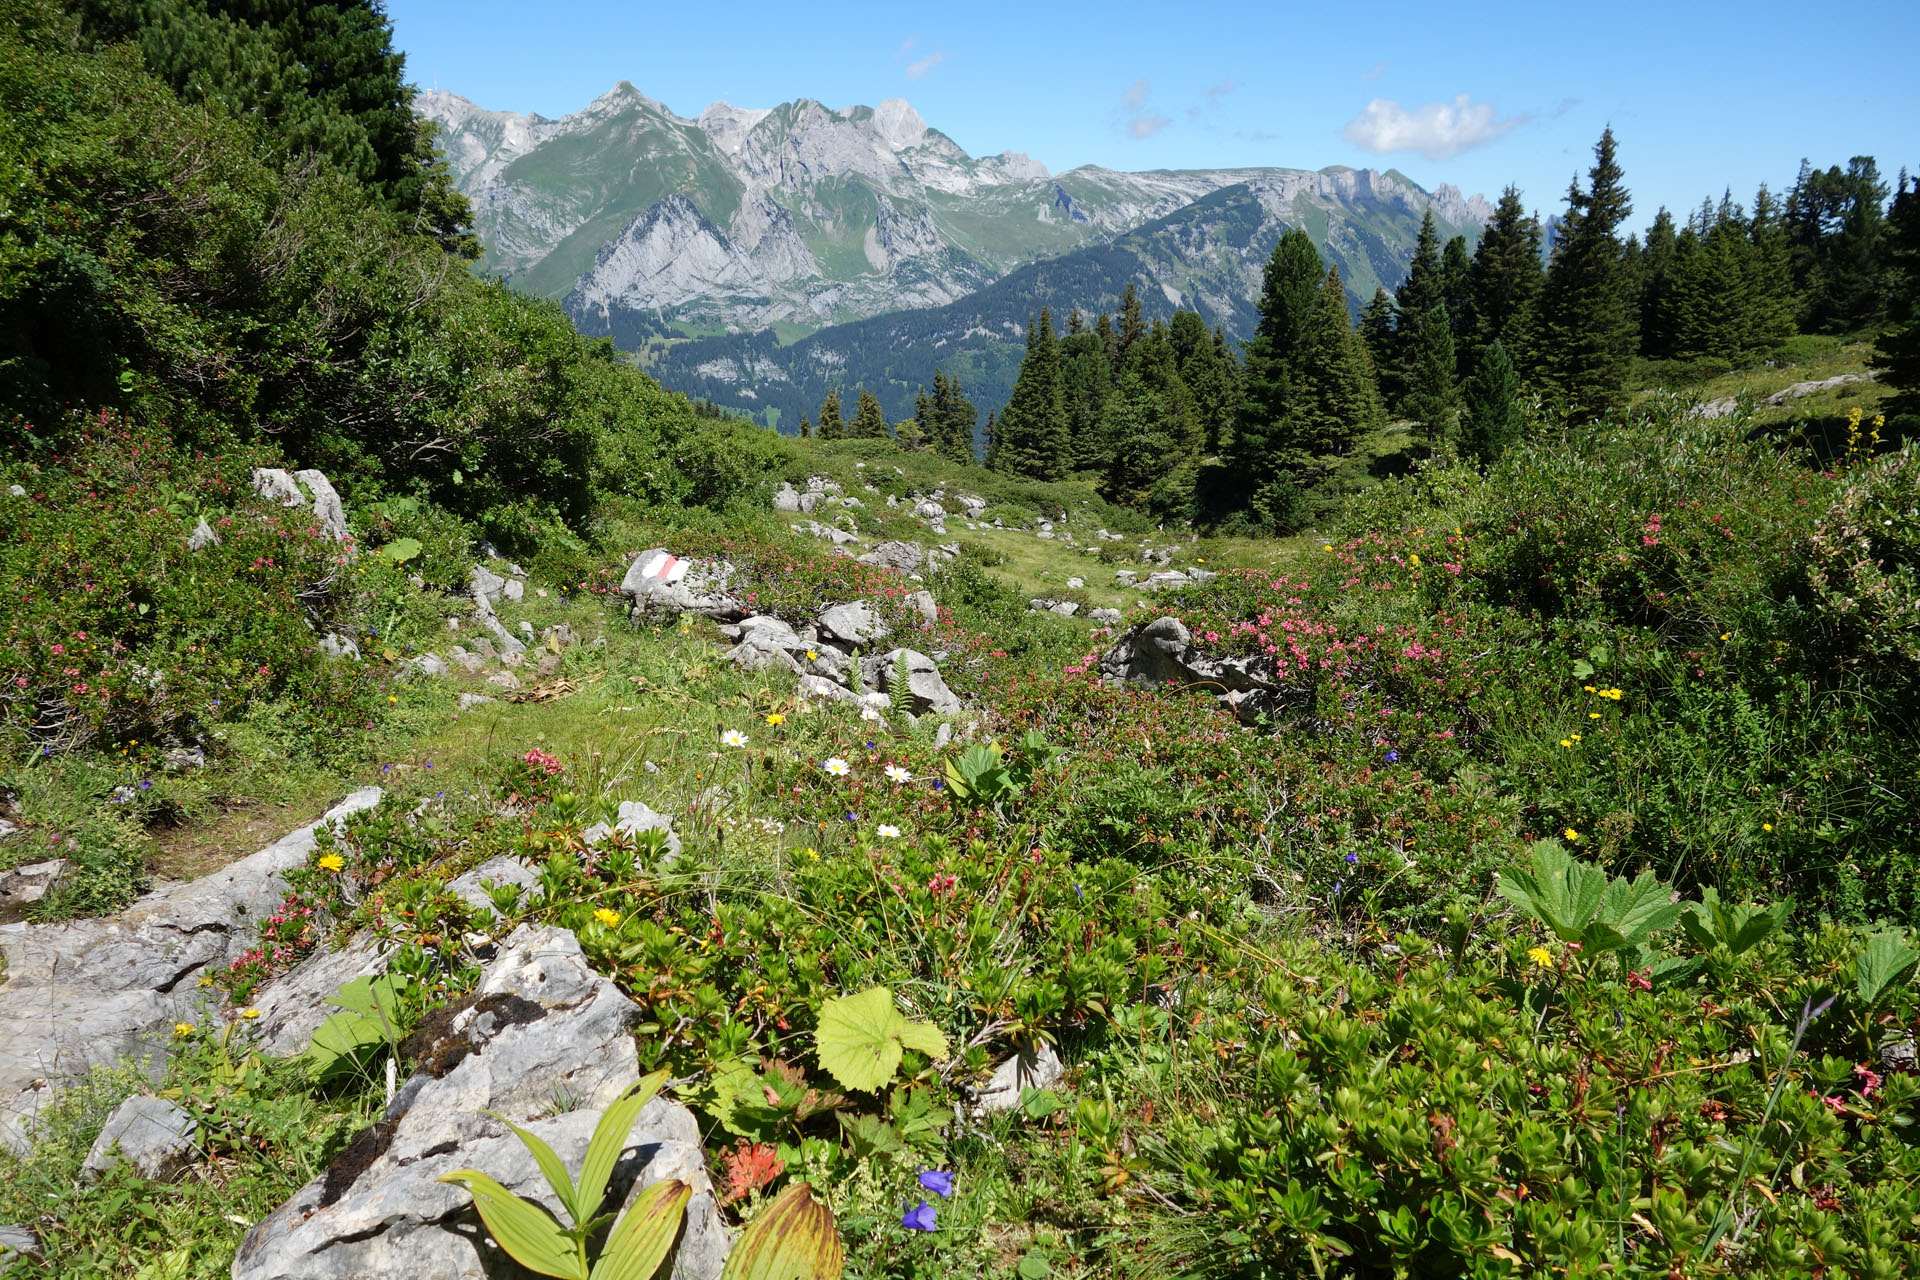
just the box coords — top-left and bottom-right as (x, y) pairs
(871, 98), (927, 149)
(696, 101), (772, 155)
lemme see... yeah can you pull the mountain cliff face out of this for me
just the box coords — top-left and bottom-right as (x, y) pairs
(418, 84), (1491, 341)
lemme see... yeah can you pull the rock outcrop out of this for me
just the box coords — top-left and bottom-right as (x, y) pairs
(0, 789), (382, 1153)
(232, 927), (727, 1280)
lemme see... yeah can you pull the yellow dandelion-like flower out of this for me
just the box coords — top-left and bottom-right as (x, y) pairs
(1583, 685), (1597, 693)
(197, 974), (215, 989)
(805, 847), (820, 862)
(1322, 545), (1333, 552)
(1720, 633), (1731, 641)
(1570, 733), (1581, 742)
(317, 852), (345, 873)
(1564, 828), (1580, 842)
(1589, 712), (1601, 719)
(1527, 946), (1555, 971)
(805, 650), (819, 661)
(765, 712), (785, 725)
(173, 1022), (195, 1038)
(1559, 739), (1574, 748)
(1409, 554), (1421, 567)
(593, 907), (622, 927)
(242, 1008), (260, 1020)
(1762, 823), (1773, 832)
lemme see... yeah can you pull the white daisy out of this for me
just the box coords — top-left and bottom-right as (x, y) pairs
(877, 824), (902, 838)
(823, 756), (851, 777)
(721, 728), (749, 748)
(885, 764), (912, 784)
(860, 706), (884, 722)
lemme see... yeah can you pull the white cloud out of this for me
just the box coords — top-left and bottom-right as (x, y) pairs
(1115, 78), (1169, 139)
(906, 51), (946, 81)
(1204, 76), (1237, 106)
(1339, 93), (1522, 160)
(1362, 61), (1387, 83)
(895, 37), (917, 58)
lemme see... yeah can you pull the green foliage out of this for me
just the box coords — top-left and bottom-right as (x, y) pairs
(1680, 886), (1793, 957)
(1495, 840), (1683, 955)
(1852, 931), (1919, 1010)
(439, 1072), (689, 1280)
(302, 973), (416, 1084)
(1535, 128), (1638, 420)
(814, 987), (950, 1094)
(994, 307), (1069, 481)
(1459, 338), (1526, 463)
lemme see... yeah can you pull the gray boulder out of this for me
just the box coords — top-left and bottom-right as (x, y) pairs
(817, 601), (890, 648)
(620, 550), (744, 621)
(737, 615), (803, 650)
(772, 483), (802, 512)
(857, 540), (927, 573)
(723, 633), (802, 675)
(186, 517), (220, 551)
(399, 653), (448, 680)
(1089, 608), (1123, 626)
(468, 565), (506, 610)
(317, 633), (359, 662)
(82, 1096), (198, 1183)
(582, 801), (681, 858)
(912, 500), (946, 520)
(1065, 577), (1085, 589)
(905, 590), (937, 628)
(232, 928), (727, 1280)
(291, 470), (350, 543)
(446, 648), (484, 675)
(0, 859), (67, 911)
(862, 649), (962, 716)
(501, 578), (524, 604)
(790, 520), (859, 546)
(968, 1043), (1065, 1115)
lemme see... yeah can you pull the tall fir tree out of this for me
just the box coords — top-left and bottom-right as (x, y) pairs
(850, 387), (889, 439)
(1066, 307), (1086, 335)
(1115, 283), (1148, 369)
(1536, 127), (1637, 420)
(1233, 229), (1324, 484)
(1746, 185), (1799, 353)
(815, 389), (845, 441)
(994, 307), (1069, 479)
(1389, 208), (1447, 408)
(1403, 305), (1458, 446)
(1872, 171), (1920, 407)
(1359, 288), (1397, 382)
(1466, 186), (1545, 372)
(1637, 208), (1680, 358)
(982, 410), (1001, 470)
(1441, 234), (1473, 339)
(1060, 329), (1114, 471)
(929, 369), (978, 465)
(798, 413), (813, 440)
(1460, 339), (1526, 464)
(1786, 157), (1890, 332)
(1297, 267), (1384, 458)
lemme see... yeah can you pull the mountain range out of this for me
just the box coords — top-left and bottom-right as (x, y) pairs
(419, 84), (1492, 430)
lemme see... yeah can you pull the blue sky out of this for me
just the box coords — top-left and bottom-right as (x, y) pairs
(388, 0), (1918, 226)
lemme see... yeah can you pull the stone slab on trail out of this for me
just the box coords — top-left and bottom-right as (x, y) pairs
(0, 788), (381, 1154)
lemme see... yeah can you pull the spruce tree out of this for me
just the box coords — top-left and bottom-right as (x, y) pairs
(1097, 373), (1171, 510)
(1442, 234), (1473, 339)
(799, 413), (813, 440)
(851, 388), (888, 439)
(1746, 185), (1799, 353)
(1403, 305), (1458, 446)
(1871, 171), (1920, 406)
(1638, 208), (1680, 359)
(1359, 288), (1397, 380)
(1066, 307), (1086, 335)
(995, 308), (1068, 479)
(1786, 157), (1890, 332)
(1116, 283), (1147, 368)
(1466, 187), (1545, 371)
(1389, 208), (1446, 407)
(816, 390), (845, 440)
(1460, 339), (1526, 464)
(1060, 330), (1114, 472)
(1297, 267), (1384, 458)
(930, 370), (978, 465)
(1536, 127), (1637, 420)
(983, 410), (1001, 470)
(1233, 229), (1323, 483)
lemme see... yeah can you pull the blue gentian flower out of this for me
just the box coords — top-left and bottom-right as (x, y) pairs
(901, 1200), (937, 1231)
(918, 1170), (954, 1198)
(1344, 851), (1358, 864)
(1384, 750), (1399, 763)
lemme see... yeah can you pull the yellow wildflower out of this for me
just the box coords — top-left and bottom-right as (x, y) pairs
(1762, 823), (1773, 832)
(173, 1022), (195, 1038)
(804, 847), (820, 862)
(1583, 685), (1597, 693)
(593, 907), (622, 928)
(317, 853), (345, 873)
(1590, 712), (1601, 719)
(242, 1008), (260, 1020)
(765, 712), (785, 726)
(1527, 946), (1555, 971)
(805, 650), (819, 661)
(1322, 545), (1333, 552)
(1409, 554), (1421, 567)
(1570, 733), (1581, 742)
(1564, 828), (1580, 842)
(1559, 739), (1574, 748)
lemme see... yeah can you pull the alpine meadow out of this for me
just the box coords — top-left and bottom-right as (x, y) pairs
(3, 2), (1920, 1278)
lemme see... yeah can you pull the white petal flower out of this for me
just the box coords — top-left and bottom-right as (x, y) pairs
(860, 706), (884, 722)
(721, 728), (749, 748)
(823, 756), (851, 777)
(877, 824), (901, 838)
(885, 765), (912, 783)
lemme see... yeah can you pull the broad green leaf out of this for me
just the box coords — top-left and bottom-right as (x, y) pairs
(1496, 841), (1606, 943)
(438, 1169), (585, 1280)
(816, 987), (905, 1093)
(591, 1179), (690, 1280)
(378, 536), (423, 563)
(1570, 659), (1595, 680)
(837, 1112), (905, 1159)
(895, 1019), (950, 1062)
(1855, 931), (1920, 1008)
(486, 1113), (582, 1226)
(720, 1182), (845, 1280)
(303, 1009), (385, 1083)
(578, 1071), (669, 1225)
(1592, 871), (1683, 951)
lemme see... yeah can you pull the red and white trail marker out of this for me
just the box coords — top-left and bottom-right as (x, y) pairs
(638, 551), (691, 585)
